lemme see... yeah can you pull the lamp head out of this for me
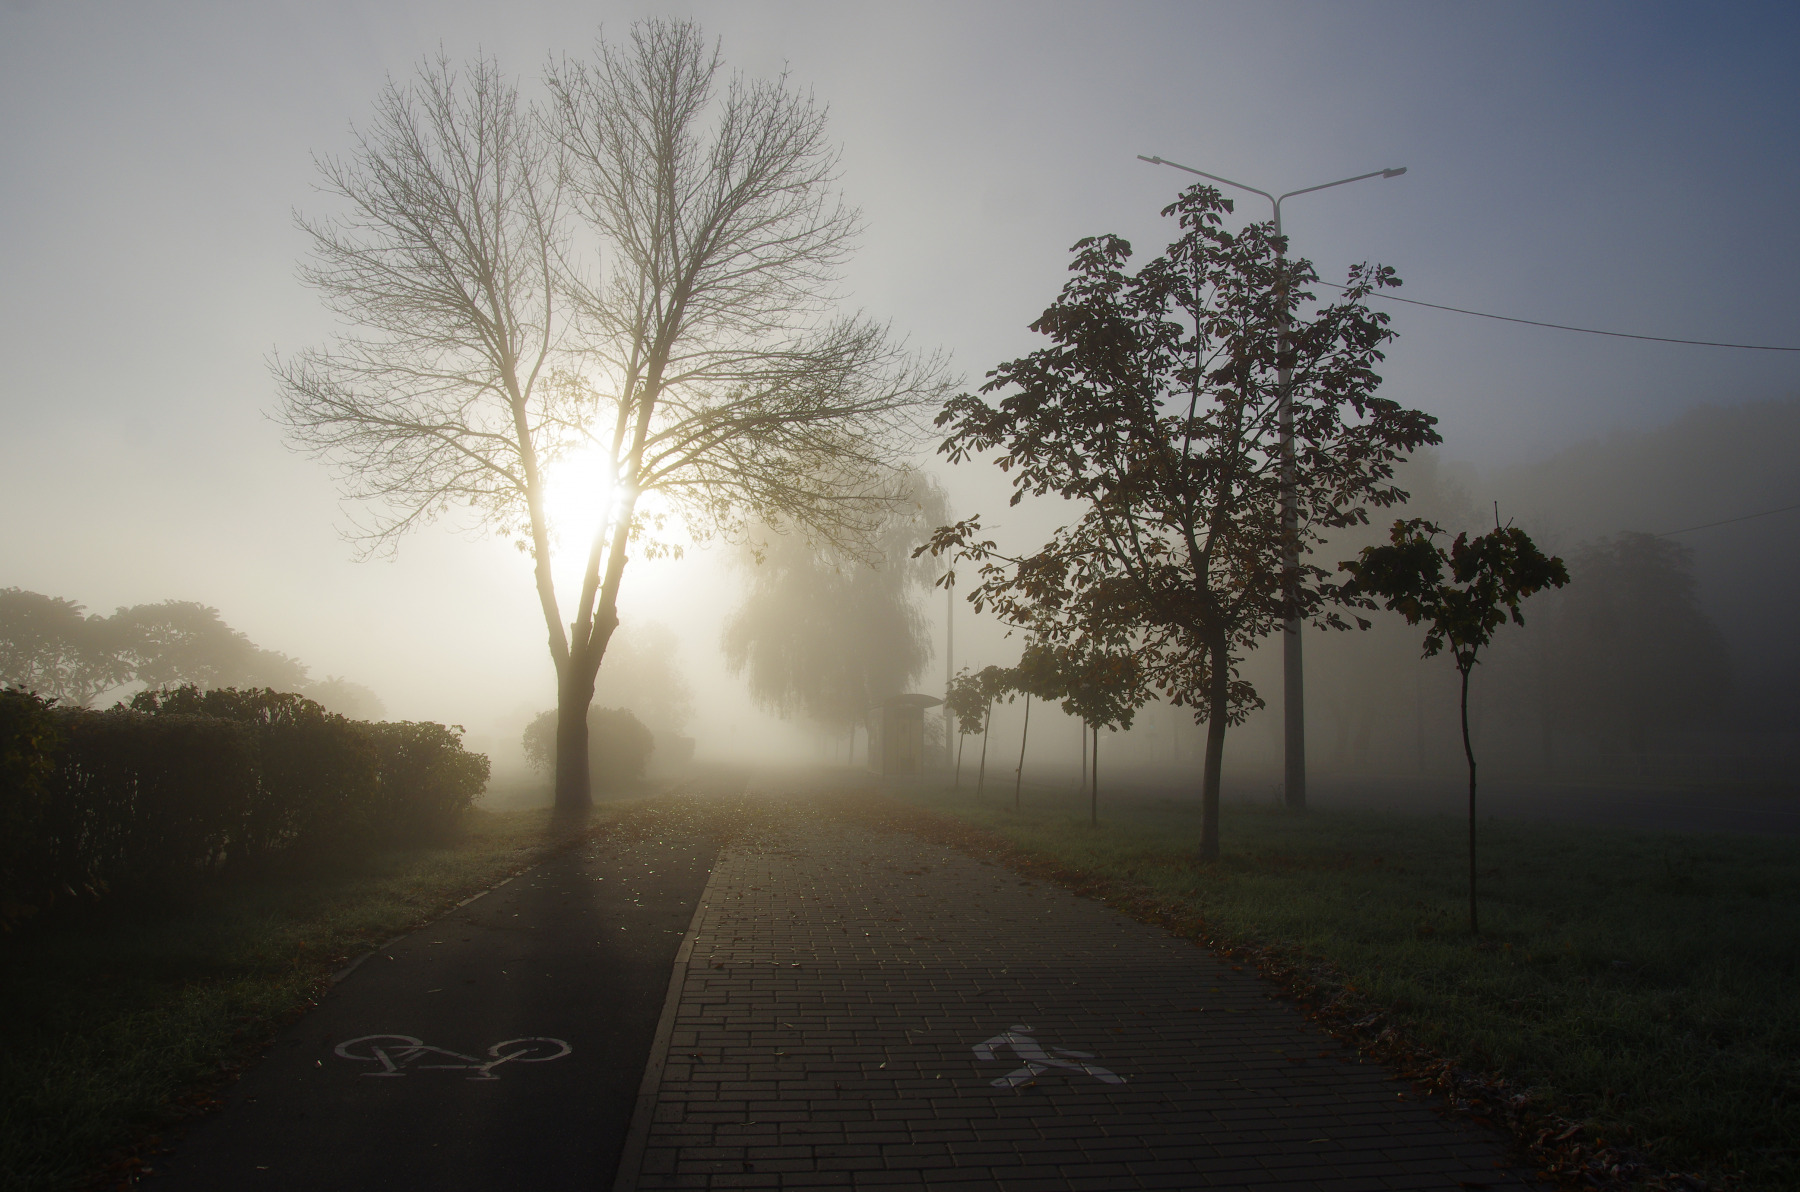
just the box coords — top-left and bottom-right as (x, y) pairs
(1382, 167), (1408, 178)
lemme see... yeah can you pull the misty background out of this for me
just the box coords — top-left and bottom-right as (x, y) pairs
(4, 1), (1797, 798)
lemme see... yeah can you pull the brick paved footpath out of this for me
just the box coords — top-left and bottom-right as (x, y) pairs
(616, 786), (1537, 1192)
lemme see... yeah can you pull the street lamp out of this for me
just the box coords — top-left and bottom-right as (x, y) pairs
(1138, 154), (1406, 812)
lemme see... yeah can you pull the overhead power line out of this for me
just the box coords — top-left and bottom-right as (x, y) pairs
(1316, 282), (1800, 352)
(1659, 500), (1800, 537)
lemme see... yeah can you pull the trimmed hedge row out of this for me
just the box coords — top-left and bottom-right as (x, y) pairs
(0, 686), (488, 926)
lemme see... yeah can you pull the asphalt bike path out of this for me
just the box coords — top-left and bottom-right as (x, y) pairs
(148, 785), (732, 1192)
(620, 780), (1540, 1191)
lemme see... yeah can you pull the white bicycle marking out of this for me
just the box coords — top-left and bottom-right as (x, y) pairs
(972, 1025), (1124, 1087)
(334, 1034), (572, 1081)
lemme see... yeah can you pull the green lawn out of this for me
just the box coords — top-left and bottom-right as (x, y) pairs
(0, 803), (623, 1192)
(882, 781), (1800, 1190)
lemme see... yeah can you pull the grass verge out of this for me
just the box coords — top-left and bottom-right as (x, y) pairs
(0, 801), (639, 1192)
(860, 782), (1799, 1192)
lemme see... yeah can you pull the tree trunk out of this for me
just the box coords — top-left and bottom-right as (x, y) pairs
(976, 701), (992, 796)
(550, 517), (625, 814)
(1415, 669), (1426, 773)
(1013, 694), (1031, 812)
(553, 668), (596, 812)
(1199, 637), (1230, 861)
(1461, 662), (1479, 936)
(1090, 724), (1098, 827)
(1081, 722), (1088, 796)
(955, 732), (965, 789)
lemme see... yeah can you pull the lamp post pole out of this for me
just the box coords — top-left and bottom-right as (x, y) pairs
(945, 569), (955, 771)
(1137, 155), (1406, 811)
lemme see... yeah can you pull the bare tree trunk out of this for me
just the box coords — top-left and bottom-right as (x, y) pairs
(1090, 724), (1098, 827)
(1013, 694), (1031, 811)
(1199, 637), (1229, 861)
(1081, 724), (1088, 797)
(554, 678), (594, 811)
(1415, 668), (1426, 773)
(552, 589), (621, 812)
(976, 701), (992, 796)
(1461, 663), (1479, 936)
(955, 732), (965, 789)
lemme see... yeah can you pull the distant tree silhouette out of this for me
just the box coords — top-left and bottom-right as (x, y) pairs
(0, 590), (389, 712)
(1559, 532), (1729, 762)
(0, 589), (126, 706)
(591, 621), (694, 747)
(925, 186), (1438, 860)
(722, 473), (946, 756)
(111, 601), (309, 694)
(1344, 518), (1567, 935)
(304, 676), (387, 721)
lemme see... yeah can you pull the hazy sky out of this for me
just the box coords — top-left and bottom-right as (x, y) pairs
(4, 1), (1797, 758)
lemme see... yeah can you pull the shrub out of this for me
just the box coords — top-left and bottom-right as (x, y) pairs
(1, 688), (66, 927)
(521, 706), (654, 788)
(360, 720), (489, 839)
(130, 686), (377, 855)
(49, 709), (257, 894)
(0, 686), (488, 923)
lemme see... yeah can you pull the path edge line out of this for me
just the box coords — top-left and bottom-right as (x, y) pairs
(611, 852), (723, 1191)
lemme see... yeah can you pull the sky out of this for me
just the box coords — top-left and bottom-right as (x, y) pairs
(3, 1), (1797, 765)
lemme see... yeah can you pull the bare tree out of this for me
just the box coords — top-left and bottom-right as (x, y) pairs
(276, 24), (945, 810)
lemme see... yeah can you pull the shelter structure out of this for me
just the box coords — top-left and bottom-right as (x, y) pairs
(867, 693), (943, 777)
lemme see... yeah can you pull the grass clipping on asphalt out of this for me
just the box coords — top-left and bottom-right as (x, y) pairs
(0, 796), (673, 1192)
(839, 783), (1798, 1192)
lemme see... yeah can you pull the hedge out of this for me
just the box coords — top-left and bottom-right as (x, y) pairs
(0, 686), (488, 927)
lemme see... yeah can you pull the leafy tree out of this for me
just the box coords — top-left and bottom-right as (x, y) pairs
(926, 186), (1438, 859)
(722, 473), (947, 750)
(944, 666), (991, 788)
(1343, 518), (1568, 934)
(947, 664), (1013, 797)
(276, 22), (946, 812)
(0, 589), (128, 706)
(1046, 645), (1146, 825)
(111, 601), (309, 694)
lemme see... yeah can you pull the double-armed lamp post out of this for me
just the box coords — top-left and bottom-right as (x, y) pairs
(1137, 155), (1406, 811)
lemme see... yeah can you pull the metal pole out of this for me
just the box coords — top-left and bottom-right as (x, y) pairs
(1136, 155), (1405, 814)
(944, 570), (955, 770)
(1274, 200), (1306, 812)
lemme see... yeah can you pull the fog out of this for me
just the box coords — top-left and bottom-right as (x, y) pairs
(3, 2), (1797, 811)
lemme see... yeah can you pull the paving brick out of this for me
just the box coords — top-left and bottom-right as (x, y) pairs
(618, 787), (1539, 1191)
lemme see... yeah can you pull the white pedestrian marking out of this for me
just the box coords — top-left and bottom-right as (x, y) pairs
(333, 1035), (572, 1080)
(972, 1025), (1125, 1087)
